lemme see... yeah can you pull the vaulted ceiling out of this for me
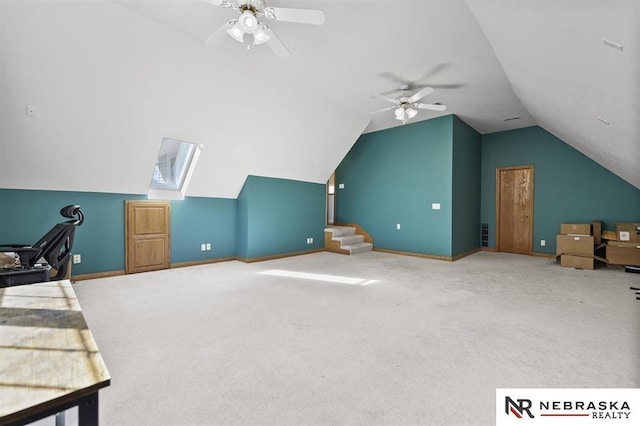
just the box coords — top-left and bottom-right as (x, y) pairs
(1, 0), (637, 198)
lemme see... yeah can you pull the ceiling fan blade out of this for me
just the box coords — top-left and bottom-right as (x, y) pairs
(418, 63), (450, 82)
(264, 7), (325, 25)
(416, 103), (447, 112)
(408, 87), (434, 103)
(379, 84), (428, 96)
(263, 27), (290, 59)
(370, 106), (396, 114)
(373, 93), (400, 104)
(205, 20), (234, 45)
(428, 83), (463, 89)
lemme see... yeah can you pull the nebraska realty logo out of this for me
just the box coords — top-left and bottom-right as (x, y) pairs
(496, 389), (640, 425)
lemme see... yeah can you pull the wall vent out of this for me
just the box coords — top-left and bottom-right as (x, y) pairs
(603, 38), (623, 51)
(481, 223), (489, 247)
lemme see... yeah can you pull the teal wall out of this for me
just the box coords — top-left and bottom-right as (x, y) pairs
(0, 189), (144, 275)
(236, 183), (249, 259)
(481, 126), (640, 254)
(0, 175), (325, 275)
(237, 175), (325, 259)
(4, 124), (638, 275)
(452, 116), (481, 256)
(170, 196), (237, 262)
(0, 189), (237, 274)
(335, 115), (454, 257)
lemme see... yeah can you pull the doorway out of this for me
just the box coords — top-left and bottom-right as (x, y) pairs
(326, 171), (336, 225)
(495, 165), (534, 255)
(125, 200), (171, 274)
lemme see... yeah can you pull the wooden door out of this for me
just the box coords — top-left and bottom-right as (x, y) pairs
(496, 165), (534, 255)
(125, 201), (170, 274)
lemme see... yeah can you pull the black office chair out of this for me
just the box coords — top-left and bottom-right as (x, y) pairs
(0, 205), (84, 280)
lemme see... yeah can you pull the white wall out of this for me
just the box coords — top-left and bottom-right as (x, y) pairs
(0, 0), (5, 189)
(0, 0), (368, 198)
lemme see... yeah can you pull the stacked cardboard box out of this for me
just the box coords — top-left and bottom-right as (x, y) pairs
(605, 222), (640, 266)
(556, 221), (603, 270)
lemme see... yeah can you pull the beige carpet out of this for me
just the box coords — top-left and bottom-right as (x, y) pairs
(37, 251), (640, 425)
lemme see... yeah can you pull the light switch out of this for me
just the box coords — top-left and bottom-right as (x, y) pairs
(432, 203), (441, 210)
(338, 183), (345, 189)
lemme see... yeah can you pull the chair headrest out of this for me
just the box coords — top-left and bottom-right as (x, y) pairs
(60, 205), (84, 226)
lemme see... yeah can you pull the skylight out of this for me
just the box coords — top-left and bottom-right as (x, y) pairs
(148, 137), (202, 200)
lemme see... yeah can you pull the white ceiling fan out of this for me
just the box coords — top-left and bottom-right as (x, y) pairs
(201, 0), (325, 59)
(371, 84), (447, 124)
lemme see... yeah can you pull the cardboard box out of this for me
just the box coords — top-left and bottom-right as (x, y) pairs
(561, 255), (594, 270)
(607, 241), (640, 265)
(0, 252), (17, 268)
(615, 222), (640, 242)
(592, 220), (602, 245)
(560, 223), (592, 235)
(601, 230), (617, 241)
(556, 235), (594, 256)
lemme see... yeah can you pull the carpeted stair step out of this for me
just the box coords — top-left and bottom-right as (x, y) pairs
(324, 226), (356, 237)
(341, 242), (373, 254)
(324, 226), (373, 255)
(333, 234), (365, 245)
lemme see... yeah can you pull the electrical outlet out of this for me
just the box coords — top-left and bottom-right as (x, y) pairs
(72, 254), (81, 264)
(206, 243), (211, 250)
(540, 240), (546, 247)
(201, 243), (206, 251)
(396, 224), (401, 230)
(432, 203), (441, 210)
(309, 237), (313, 244)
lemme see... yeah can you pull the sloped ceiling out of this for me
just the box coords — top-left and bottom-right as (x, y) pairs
(0, 0), (637, 198)
(466, 0), (639, 189)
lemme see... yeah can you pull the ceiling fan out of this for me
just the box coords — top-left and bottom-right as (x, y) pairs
(377, 66), (463, 95)
(202, 0), (325, 59)
(371, 84), (447, 124)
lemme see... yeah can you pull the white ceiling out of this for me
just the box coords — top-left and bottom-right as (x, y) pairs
(0, 0), (637, 198)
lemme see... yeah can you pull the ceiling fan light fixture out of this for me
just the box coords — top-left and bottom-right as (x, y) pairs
(406, 107), (417, 119)
(394, 107), (406, 121)
(226, 21), (244, 42)
(253, 24), (270, 45)
(238, 10), (258, 33)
